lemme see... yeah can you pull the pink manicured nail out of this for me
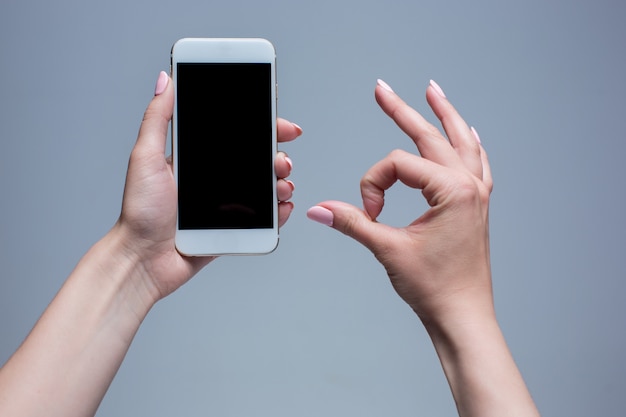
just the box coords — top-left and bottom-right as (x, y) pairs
(292, 123), (303, 136)
(377, 79), (394, 93)
(154, 71), (169, 96)
(429, 79), (446, 98)
(307, 206), (334, 226)
(471, 126), (481, 144)
(284, 156), (293, 170)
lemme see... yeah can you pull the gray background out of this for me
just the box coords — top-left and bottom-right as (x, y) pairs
(1, 0), (625, 416)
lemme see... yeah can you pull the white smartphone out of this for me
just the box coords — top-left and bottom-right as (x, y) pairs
(171, 38), (278, 256)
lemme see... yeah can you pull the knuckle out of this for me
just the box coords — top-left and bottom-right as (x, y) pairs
(450, 175), (481, 204)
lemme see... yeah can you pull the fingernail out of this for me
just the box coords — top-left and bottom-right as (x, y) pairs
(285, 180), (295, 191)
(284, 156), (293, 170)
(471, 126), (481, 144)
(154, 71), (169, 96)
(292, 123), (303, 136)
(307, 206), (334, 227)
(429, 79), (446, 98)
(377, 79), (394, 93)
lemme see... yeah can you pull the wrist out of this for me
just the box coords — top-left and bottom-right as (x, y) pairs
(420, 298), (539, 417)
(80, 223), (162, 321)
(420, 294), (498, 361)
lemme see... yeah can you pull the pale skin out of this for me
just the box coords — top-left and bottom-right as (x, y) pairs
(0, 71), (301, 417)
(307, 79), (540, 417)
(0, 72), (540, 417)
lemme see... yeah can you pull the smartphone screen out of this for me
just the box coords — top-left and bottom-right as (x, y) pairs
(176, 62), (273, 230)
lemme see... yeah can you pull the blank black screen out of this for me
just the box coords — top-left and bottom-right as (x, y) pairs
(176, 63), (273, 229)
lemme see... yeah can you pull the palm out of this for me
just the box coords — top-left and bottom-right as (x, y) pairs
(119, 142), (212, 298)
(115, 74), (301, 299)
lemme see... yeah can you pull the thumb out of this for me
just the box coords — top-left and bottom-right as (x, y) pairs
(135, 71), (174, 154)
(306, 201), (385, 253)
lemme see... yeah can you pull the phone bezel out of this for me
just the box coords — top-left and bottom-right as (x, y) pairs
(171, 38), (278, 256)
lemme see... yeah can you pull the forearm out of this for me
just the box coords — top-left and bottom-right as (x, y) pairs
(0, 225), (159, 417)
(424, 305), (540, 417)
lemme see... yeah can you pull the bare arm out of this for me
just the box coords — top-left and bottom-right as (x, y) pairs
(0, 227), (163, 417)
(0, 71), (302, 417)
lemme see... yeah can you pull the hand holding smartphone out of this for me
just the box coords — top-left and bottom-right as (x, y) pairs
(171, 38), (278, 256)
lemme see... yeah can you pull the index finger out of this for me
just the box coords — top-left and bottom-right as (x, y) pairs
(375, 80), (464, 170)
(360, 149), (447, 220)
